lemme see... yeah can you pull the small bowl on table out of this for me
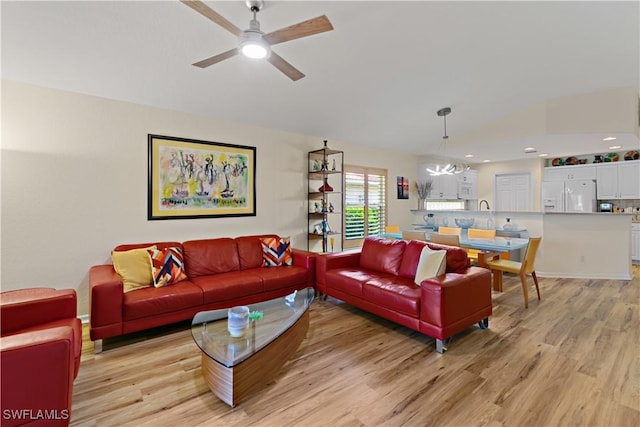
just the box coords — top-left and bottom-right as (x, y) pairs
(454, 218), (475, 229)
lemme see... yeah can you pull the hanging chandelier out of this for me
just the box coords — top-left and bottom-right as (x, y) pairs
(426, 107), (469, 176)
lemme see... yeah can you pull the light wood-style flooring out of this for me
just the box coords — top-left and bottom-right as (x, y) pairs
(72, 267), (639, 426)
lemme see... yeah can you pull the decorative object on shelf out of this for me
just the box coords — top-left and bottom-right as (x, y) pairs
(565, 156), (579, 166)
(454, 218), (475, 229)
(593, 154), (604, 163)
(551, 157), (564, 166)
(318, 177), (334, 192)
(426, 107), (470, 176)
(413, 179), (432, 208)
(624, 150), (639, 160)
(314, 202), (321, 213)
(332, 159), (337, 170)
(424, 213), (435, 226)
(329, 237), (335, 252)
(313, 224), (323, 234)
(605, 152), (620, 162)
(503, 217), (514, 230)
(328, 202), (334, 212)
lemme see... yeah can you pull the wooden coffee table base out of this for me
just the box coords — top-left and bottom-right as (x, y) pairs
(200, 311), (309, 407)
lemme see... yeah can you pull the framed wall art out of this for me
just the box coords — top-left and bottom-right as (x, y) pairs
(148, 134), (256, 220)
(397, 176), (409, 199)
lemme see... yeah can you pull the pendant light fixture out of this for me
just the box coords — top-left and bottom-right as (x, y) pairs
(426, 107), (469, 176)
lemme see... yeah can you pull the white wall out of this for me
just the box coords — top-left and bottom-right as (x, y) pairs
(1, 80), (416, 315)
(475, 158), (544, 211)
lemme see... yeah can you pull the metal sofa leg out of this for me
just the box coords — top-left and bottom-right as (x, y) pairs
(478, 317), (489, 329)
(435, 337), (452, 354)
(94, 339), (103, 354)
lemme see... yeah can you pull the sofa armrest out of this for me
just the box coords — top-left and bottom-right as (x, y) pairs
(292, 249), (317, 286)
(419, 267), (492, 329)
(0, 288), (77, 335)
(89, 265), (124, 334)
(1, 326), (75, 425)
(315, 251), (361, 293)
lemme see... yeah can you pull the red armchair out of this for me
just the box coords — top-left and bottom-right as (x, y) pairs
(1, 288), (82, 427)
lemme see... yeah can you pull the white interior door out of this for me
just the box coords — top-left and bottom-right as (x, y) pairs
(495, 173), (532, 211)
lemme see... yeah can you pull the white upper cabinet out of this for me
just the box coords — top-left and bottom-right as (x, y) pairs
(429, 173), (459, 199)
(596, 161), (640, 199)
(458, 170), (478, 200)
(544, 164), (596, 181)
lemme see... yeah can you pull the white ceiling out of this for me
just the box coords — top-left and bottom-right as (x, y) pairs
(2, 1), (639, 163)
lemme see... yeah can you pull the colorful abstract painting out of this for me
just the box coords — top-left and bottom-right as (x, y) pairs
(148, 134), (256, 219)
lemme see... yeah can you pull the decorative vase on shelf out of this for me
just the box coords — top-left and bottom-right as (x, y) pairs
(424, 213), (435, 226)
(418, 198), (426, 210)
(503, 217), (514, 230)
(318, 177), (333, 192)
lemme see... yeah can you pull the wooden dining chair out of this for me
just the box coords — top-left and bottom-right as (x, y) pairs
(401, 230), (427, 241)
(486, 237), (542, 308)
(429, 233), (461, 247)
(467, 228), (497, 264)
(385, 225), (401, 233)
(437, 226), (462, 235)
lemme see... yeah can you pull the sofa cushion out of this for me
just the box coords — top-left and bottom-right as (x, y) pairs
(190, 272), (263, 305)
(123, 280), (203, 321)
(325, 268), (384, 298)
(147, 247), (188, 287)
(111, 245), (157, 293)
(426, 243), (470, 273)
(251, 266), (309, 291)
(183, 238), (240, 278)
(414, 245), (447, 285)
(236, 235), (279, 270)
(260, 236), (293, 267)
(398, 240), (470, 279)
(360, 237), (406, 276)
(362, 277), (421, 317)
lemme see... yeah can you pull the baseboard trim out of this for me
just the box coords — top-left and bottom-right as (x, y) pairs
(537, 271), (632, 281)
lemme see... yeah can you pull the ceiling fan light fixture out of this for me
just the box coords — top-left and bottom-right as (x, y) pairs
(239, 31), (270, 59)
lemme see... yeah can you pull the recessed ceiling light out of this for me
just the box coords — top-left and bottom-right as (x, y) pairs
(464, 154), (474, 158)
(483, 160), (491, 163)
(609, 145), (622, 150)
(603, 136), (617, 141)
(524, 147), (537, 154)
(539, 153), (548, 157)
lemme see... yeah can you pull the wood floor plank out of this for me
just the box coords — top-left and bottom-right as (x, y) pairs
(71, 266), (639, 426)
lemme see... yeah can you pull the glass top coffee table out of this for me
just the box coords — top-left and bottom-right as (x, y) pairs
(191, 287), (314, 406)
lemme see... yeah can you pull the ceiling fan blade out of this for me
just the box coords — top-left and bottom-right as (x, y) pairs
(181, 0), (243, 37)
(193, 48), (238, 68)
(263, 15), (333, 46)
(267, 51), (305, 81)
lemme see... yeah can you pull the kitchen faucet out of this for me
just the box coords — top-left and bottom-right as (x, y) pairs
(479, 199), (490, 211)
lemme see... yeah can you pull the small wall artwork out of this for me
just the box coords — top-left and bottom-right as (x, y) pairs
(148, 134), (256, 220)
(397, 176), (409, 199)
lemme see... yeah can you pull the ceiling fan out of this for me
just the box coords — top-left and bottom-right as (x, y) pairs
(181, 0), (334, 81)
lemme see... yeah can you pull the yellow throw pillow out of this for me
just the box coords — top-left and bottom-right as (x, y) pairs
(112, 246), (157, 292)
(414, 245), (447, 286)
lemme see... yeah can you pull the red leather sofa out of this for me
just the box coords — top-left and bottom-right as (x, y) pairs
(89, 235), (316, 350)
(316, 237), (492, 353)
(1, 288), (82, 427)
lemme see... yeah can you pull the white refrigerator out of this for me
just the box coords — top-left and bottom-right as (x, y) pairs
(542, 179), (597, 213)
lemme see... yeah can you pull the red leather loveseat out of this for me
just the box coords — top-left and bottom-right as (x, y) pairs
(316, 237), (492, 353)
(89, 235), (315, 351)
(1, 288), (82, 427)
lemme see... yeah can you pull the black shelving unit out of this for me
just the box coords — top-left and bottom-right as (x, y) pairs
(308, 141), (344, 253)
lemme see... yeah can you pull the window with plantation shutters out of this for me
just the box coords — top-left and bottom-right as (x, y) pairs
(344, 166), (387, 248)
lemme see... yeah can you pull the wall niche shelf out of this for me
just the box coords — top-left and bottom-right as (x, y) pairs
(308, 141), (343, 253)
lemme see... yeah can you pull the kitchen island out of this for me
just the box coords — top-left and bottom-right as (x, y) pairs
(410, 210), (634, 280)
